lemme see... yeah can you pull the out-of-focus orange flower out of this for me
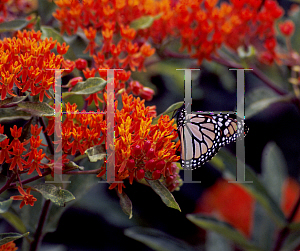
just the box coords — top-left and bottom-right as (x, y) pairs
(0, 241), (18, 251)
(195, 177), (300, 239)
(195, 178), (255, 238)
(281, 177), (300, 222)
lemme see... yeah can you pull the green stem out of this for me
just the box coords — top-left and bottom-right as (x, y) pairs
(30, 199), (51, 251)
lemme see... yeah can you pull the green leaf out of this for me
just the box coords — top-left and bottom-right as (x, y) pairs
(145, 173), (181, 212)
(0, 95), (28, 108)
(206, 231), (233, 251)
(0, 199), (12, 213)
(212, 149), (286, 228)
(33, 184), (75, 207)
(41, 26), (77, 61)
(0, 134), (7, 143)
(1, 212), (27, 233)
(0, 19), (29, 32)
(281, 230), (300, 251)
(0, 107), (31, 123)
(85, 144), (106, 162)
(116, 189), (133, 219)
(130, 14), (162, 30)
(0, 232), (29, 246)
(187, 214), (263, 251)
(288, 222), (300, 231)
(251, 202), (276, 251)
(17, 101), (55, 117)
(261, 142), (287, 205)
(62, 77), (107, 99)
(245, 95), (292, 119)
(152, 101), (184, 125)
(46, 170), (99, 233)
(124, 227), (196, 251)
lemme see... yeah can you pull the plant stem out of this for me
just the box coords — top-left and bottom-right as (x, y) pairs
(38, 117), (54, 155)
(0, 173), (16, 195)
(9, 170), (52, 188)
(273, 192), (300, 251)
(30, 199), (51, 251)
(64, 168), (102, 175)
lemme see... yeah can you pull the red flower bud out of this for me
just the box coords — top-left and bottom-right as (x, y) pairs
(146, 159), (156, 171)
(152, 170), (161, 180)
(133, 145), (142, 156)
(279, 20), (295, 36)
(136, 169), (145, 180)
(129, 81), (143, 95)
(75, 58), (88, 71)
(166, 175), (175, 186)
(140, 87), (154, 101)
(143, 140), (151, 152)
(127, 159), (135, 170)
(156, 160), (165, 170)
(146, 148), (155, 159)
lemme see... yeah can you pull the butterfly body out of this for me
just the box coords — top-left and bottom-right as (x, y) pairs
(176, 106), (248, 170)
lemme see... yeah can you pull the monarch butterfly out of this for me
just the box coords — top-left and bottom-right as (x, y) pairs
(175, 105), (249, 170)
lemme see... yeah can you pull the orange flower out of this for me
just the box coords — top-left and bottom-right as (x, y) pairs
(11, 186), (37, 209)
(0, 241), (18, 251)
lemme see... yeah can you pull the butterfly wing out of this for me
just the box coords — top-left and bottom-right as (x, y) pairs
(213, 114), (249, 147)
(177, 109), (221, 170)
(177, 108), (248, 170)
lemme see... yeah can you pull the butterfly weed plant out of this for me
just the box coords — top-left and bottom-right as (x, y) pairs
(0, 0), (300, 250)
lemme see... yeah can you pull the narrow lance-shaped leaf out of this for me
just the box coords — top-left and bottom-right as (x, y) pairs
(145, 172), (181, 212)
(1, 212), (27, 234)
(125, 227), (196, 251)
(0, 107), (31, 123)
(0, 95), (28, 108)
(0, 199), (12, 213)
(116, 189), (133, 219)
(187, 214), (263, 251)
(0, 20), (29, 32)
(0, 232), (29, 246)
(130, 14), (162, 30)
(33, 184), (75, 207)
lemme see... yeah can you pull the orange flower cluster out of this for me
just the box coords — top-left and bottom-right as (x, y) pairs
(173, 0), (284, 64)
(97, 93), (180, 193)
(0, 241), (18, 251)
(53, 0), (285, 66)
(42, 92), (179, 193)
(0, 124), (48, 176)
(0, 30), (68, 101)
